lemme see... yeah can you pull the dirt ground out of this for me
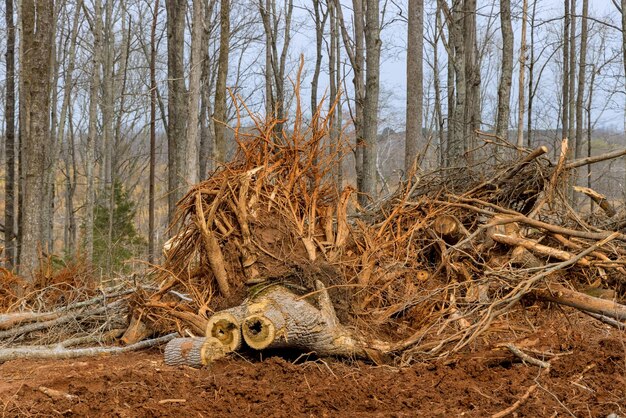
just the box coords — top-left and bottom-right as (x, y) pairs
(0, 308), (624, 418)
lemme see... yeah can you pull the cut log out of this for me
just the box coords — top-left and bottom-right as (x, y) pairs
(239, 281), (391, 357)
(205, 306), (245, 352)
(163, 336), (227, 367)
(433, 215), (467, 243)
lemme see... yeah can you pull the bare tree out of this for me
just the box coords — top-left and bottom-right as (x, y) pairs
(405, 0), (423, 174)
(149, 0), (160, 263)
(18, 0), (55, 276)
(495, 0), (513, 142)
(83, 0), (104, 263)
(574, 0), (588, 161)
(310, 0), (328, 123)
(516, 0), (528, 149)
(562, 0), (570, 141)
(259, 0), (294, 133)
(214, 0), (230, 164)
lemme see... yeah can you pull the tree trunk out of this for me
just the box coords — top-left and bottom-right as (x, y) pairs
(149, 0), (159, 264)
(214, 0), (230, 164)
(18, 0), (54, 276)
(4, 0), (16, 267)
(574, 0), (588, 162)
(83, 0), (103, 264)
(495, 0), (513, 142)
(166, 0), (188, 223)
(54, 0), (81, 259)
(405, 0), (423, 174)
(567, 0), (576, 144)
(362, 0), (381, 203)
(526, 0), (537, 147)
(562, 0), (569, 141)
(310, 0), (327, 125)
(463, 0), (479, 161)
(185, 0), (204, 187)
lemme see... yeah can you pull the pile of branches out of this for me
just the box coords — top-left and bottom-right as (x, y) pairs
(0, 265), (175, 363)
(138, 102), (626, 362)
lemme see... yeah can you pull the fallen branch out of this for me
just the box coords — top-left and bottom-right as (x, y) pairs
(565, 147), (626, 169)
(573, 186), (616, 217)
(0, 333), (177, 363)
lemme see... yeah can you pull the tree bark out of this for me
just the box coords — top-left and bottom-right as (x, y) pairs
(362, 0), (381, 203)
(166, 0), (188, 223)
(18, 0), (54, 276)
(405, 0), (423, 174)
(4, 0), (16, 266)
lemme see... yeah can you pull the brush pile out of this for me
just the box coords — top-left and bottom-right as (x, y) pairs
(136, 102), (626, 365)
(2, 97), (626, 365)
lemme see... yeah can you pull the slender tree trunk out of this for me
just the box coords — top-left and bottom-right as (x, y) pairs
(516, 0), (528, 149)
(18, 0), (54, 276)
(574, 0), (588, 161)
(199, 0), (216, 177)
(4, 0), (16, 266)
(405, 0), (423, 174)
(149, 0), (160, 264)
(562, 0), (569, 141)
(54, 0), (81, 258)
(329, 0), (338, 183)
(64, 109), (77, 257)
(568, 0), (576, 145)
(43, 5), (59, 255)
(310, 0), (326, 124)
(263, 0), (273, 117)
(433, 12), (444, 168)
(495, 0), (513, 142)
(334, 9), (343, 189)
(526, 0), (537, 147)
(353, 0), (365, 198)
(463, 0), (479, 161)
(84, 0), (103, 264)
(586, 65), (595, 213)
(214, 0), (230, 164)
(166, 0), (187, 223)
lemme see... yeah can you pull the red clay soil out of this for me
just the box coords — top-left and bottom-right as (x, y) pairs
(0, 308), (624, 418)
